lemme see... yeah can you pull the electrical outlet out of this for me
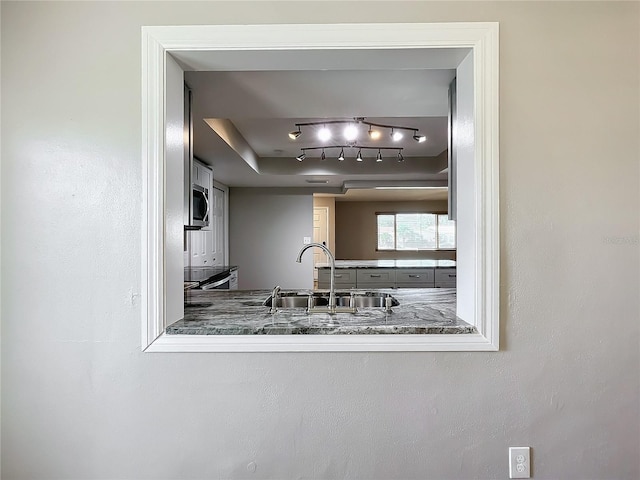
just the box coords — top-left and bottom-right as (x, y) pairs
(509, 447), (530, 479)
(303, 237), (311, 244)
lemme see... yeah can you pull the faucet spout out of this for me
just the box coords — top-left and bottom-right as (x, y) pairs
(269, 285), (281, 314)
(296, 242), (336, 312)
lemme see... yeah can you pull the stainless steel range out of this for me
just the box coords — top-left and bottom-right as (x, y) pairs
(184, 266), (238, 290)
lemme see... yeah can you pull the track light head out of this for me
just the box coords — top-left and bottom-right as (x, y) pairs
(318, 127), (331, 142)
(413, 133), (426, 143)
(376, 150), (383, 162)
(338, 149), (345, 161)
(391, 129), (403, 141)
(368, 126), (381, 140)
(321, 149), (326, 161)
(344, 124), (358, 141)
(397, 151), (404, 162)
(289, 129), (302, 140)
(296, 152), (306, 162)
(356, 149), (363, 162)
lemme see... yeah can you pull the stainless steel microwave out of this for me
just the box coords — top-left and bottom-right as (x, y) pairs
(190, 184), (210, 228)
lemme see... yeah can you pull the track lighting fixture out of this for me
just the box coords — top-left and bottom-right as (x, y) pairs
(289, 129), (302, 140)
(287, 118), (426, 146)
(368, 125), (381, 140)
(390, 128), (403, 141)
(294, 145), (403, 162)
(344, 124), (358, 141)
(318, 126), (331, 142)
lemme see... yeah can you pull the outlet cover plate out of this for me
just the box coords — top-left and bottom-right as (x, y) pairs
(509, 446), (530, 478)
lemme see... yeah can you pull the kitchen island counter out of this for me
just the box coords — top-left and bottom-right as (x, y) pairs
(316, 259), (456, 269)
(169, 288), (474, 335)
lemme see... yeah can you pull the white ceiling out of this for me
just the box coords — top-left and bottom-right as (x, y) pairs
(179, 47), (470, 195)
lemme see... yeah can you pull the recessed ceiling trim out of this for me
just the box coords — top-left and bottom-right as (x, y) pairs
(343, 179), (448, 191)
(203, 118), (260, 173)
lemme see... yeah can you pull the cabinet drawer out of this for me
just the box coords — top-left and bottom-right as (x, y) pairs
(434, 268), (456, 287)
(318, 268), (356, 288)
(395, 268), (435, 288)
(356, 268), (396, 287)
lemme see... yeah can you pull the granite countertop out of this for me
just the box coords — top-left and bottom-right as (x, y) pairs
(316, 259), (456, 269)
(169, 288), (475, 335)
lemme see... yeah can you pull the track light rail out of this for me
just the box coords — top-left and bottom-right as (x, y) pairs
(295, 145), (405, 162)
(289, 117), (427, 143)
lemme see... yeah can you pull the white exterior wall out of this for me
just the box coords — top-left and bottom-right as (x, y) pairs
(2, 2), (638, 479)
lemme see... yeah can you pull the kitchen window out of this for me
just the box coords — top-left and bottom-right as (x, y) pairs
(377, 213), (456, 251)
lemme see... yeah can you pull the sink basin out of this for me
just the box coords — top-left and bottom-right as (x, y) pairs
(262, 292), (328, 308)
(334, 293), (399, 308)
(262, 291), (398, 310)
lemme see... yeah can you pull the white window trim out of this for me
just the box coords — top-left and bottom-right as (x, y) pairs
(376, 212), (457, 251)
(142, 22), (499, 352)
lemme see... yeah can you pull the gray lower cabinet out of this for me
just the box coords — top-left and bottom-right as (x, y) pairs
(434, 268), (457, 288)
(395, 268), (435, 288)
(318, 268), (357, 289)
(317, 266), (455, 289)
(356, 268), (396, 288)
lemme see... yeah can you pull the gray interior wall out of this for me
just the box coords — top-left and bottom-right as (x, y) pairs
(335, 200), (456, 260)
(230, 188), (314, 289)
(2, 2), (639, 480)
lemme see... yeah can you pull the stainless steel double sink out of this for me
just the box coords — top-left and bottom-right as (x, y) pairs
(262, 291), (399, 310)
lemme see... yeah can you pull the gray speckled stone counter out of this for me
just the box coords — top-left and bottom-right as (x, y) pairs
(169, 288), (475, 335)
(316, 259), (456, 269)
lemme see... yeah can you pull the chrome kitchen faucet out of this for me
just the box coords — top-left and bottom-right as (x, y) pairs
(296, 242), (336, 312)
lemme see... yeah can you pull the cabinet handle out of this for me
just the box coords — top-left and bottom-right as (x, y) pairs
(448, 274), (456, 278)
(408, 275), (420, 278)
(335, 274), (343, 278)
(369, 274), (381, 278)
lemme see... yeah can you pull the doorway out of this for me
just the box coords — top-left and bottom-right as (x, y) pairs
(312, 206), (330, 286)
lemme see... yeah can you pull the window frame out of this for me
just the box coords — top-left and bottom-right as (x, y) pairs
(142, 22), (500, 352)
(376, 212), (456, 251)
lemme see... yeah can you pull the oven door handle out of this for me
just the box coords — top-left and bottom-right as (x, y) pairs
(200, 274), (233, 290)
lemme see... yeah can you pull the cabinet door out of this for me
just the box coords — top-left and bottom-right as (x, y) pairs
(190, 161), (216, 266)
(318, 268), (356, 289)
(193, 160), (212, 189)
(356, 268), (396, 288)
(434, 268), (457, 288)
(395, 268), (435, 288)
(189, 230), (207, 266)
